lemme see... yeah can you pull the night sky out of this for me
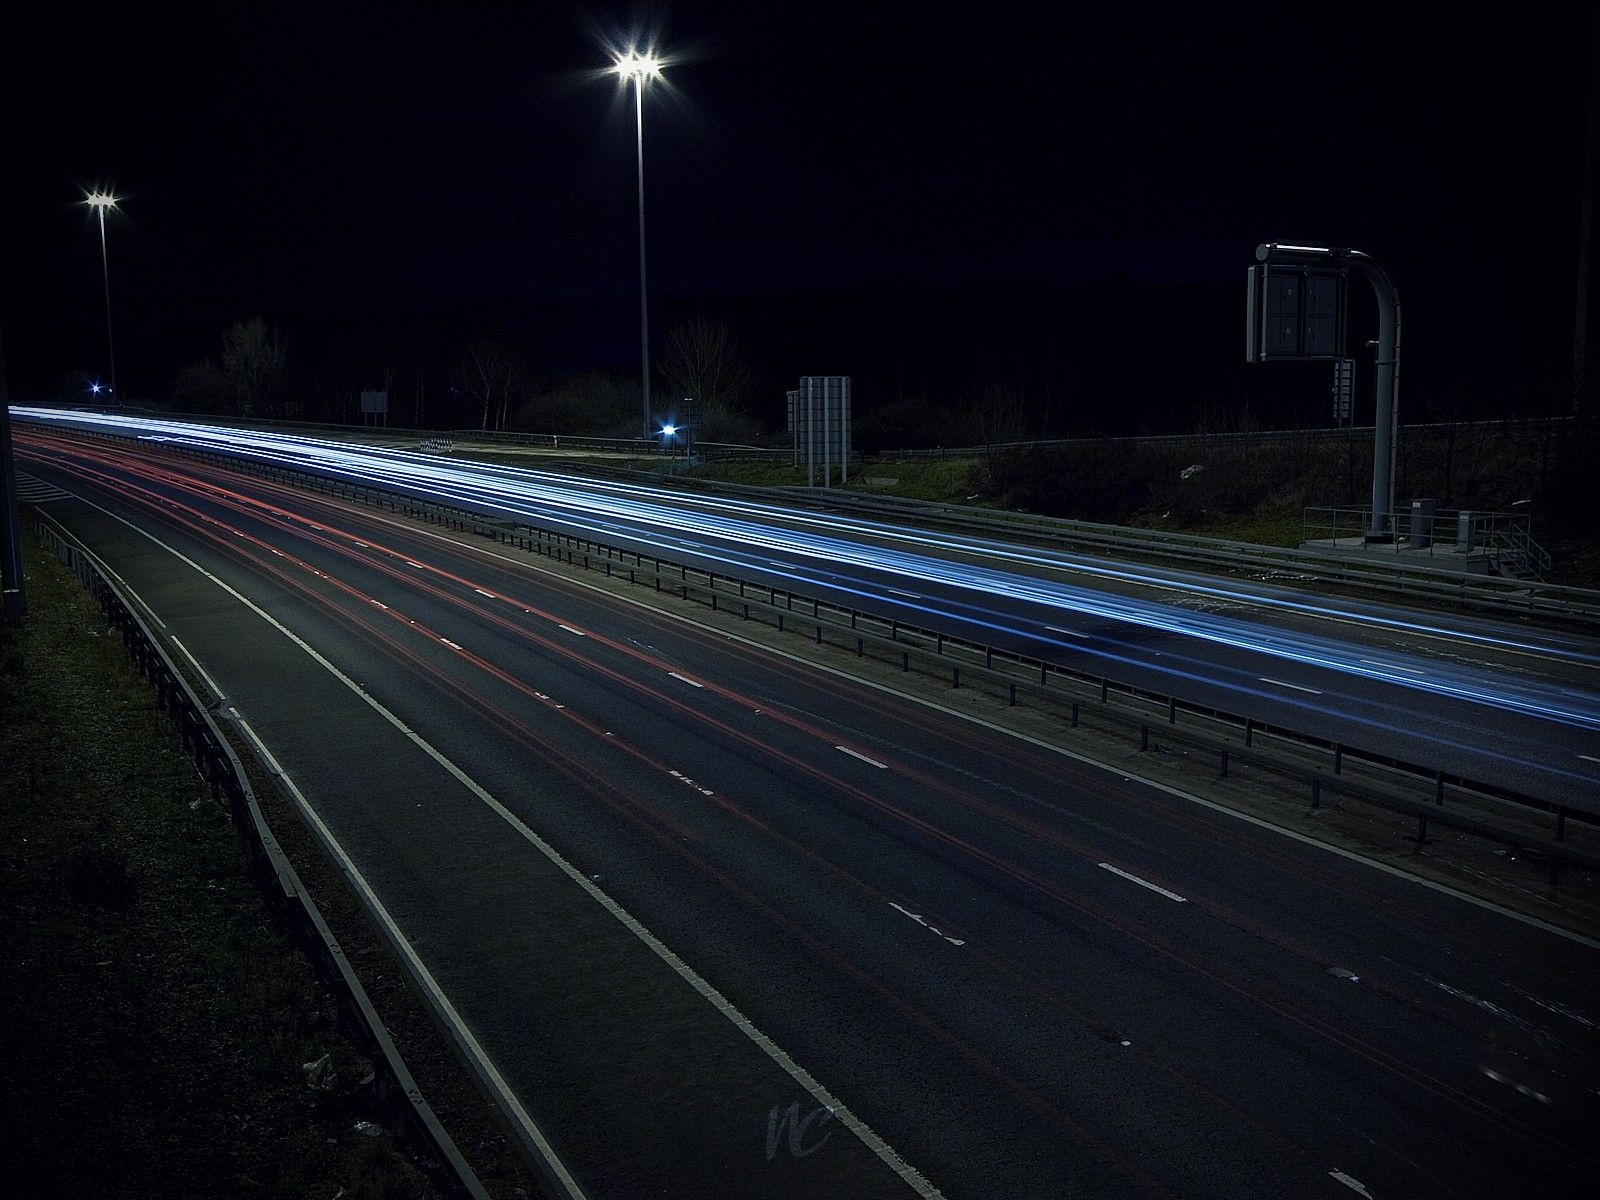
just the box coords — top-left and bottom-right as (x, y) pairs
(2, 2), (1594, 424)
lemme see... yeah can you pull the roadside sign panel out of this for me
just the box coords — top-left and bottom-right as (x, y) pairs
(1247, 264), (1348, 362)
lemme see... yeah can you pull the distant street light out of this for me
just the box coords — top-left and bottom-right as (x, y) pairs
(83, 189), (119, 400)
(612, 48), (663, 440)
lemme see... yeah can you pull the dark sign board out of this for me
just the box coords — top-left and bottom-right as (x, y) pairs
(1246, 264), (1348, 362)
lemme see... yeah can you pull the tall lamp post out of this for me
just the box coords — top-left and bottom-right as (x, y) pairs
(612, 49), (662, 439)
(84, 189), (120, 400)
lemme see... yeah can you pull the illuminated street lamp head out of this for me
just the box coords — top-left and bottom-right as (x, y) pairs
(84, 189), (119, 211)
(661, 423), (676, 437)
(613, 49), (663, 83)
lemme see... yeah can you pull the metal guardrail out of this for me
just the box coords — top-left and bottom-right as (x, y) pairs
(32, 512), (492, 1200)
(1304, 505), (1553, 579)
(12, 401), (784, 461)
(870, 415), (1577, 459)
(532, 459), (1600, 626)
(52, 428), (1597, 887)
(28, 407), (1593, 619)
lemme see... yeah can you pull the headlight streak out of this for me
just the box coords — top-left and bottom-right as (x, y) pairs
(25, 430), (1600, 804)
(19, 408), (1600, 738)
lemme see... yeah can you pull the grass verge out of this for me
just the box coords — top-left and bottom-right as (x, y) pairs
(0, 529), (440, 1200)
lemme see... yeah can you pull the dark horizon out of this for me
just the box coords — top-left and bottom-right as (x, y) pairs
(3, 2), (1595, 428)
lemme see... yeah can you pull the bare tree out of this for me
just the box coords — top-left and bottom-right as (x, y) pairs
(219, 317), (287, 417)
(660, 316), (754, 429)
(969, 382), (1029, 449)
(458, 339), (514, 431)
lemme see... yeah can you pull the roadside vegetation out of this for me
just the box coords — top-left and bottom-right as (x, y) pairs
(0, 533), (436, 1200)
(665, 417), (1598, 587)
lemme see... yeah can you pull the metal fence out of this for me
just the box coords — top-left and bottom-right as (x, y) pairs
(470, 454), (1600, 625)
(74, 431), (1600, 888)
(33, 512), (491, 1200)
(1304, 505), (1553, 579)
(869, 415), (1576, 459)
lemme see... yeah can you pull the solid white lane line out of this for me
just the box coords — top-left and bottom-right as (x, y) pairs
(231, 716), (588, 1200)
(73, 495), (944, 1200)
(97, 560), (167, 628)
(836, 746), (888, 769)
(1328, 1170), (1373, 1198)
(1045, 625), (1089, 637)
(1096, 862), (1188, 903)
(1360, 657), (1425, 675)
(473, 588), (495, 599)
(1259, 677), (1323, 695)
(169, 635), (226, 702)
(668, 672), (704, 688)
(558, 625), (587, 636)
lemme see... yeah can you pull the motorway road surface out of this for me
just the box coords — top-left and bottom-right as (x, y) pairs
(17, 408), (1600, 812)
(12, 429), (1600, 1199)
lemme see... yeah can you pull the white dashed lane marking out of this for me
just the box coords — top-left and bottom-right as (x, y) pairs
(1097, 863), (1188, 903)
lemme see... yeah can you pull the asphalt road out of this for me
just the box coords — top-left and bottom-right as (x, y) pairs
(14, 429), (1600, 1199)
(18, 408), (1600, 811)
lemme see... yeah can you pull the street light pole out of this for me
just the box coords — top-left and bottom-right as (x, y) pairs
(633, 75), (651, 439)
(85, 190), (119, 399)
(613, 50), (663, 440)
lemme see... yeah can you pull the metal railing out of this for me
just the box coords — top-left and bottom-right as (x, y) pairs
(868, 415), (1576, 459)
(1303, 505), (1554, 579)
(49, 428), (1597, 888)
(33, 512), (491, 1200)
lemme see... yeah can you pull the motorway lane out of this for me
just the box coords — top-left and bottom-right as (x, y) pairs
(17, 411), (1600, 809)
(19, 438), (1600, 1198)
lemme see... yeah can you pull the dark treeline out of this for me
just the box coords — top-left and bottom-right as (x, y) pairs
(34, 273), (1588, 445)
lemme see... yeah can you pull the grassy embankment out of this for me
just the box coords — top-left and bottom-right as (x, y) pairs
(0, 531), (436, 1200)
(658, 421), (1596, 587)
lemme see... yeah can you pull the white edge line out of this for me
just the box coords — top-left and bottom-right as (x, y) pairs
(233, 715), (588, 1200)
(1258, 676), (1323, 695)
(168, 635), (226, 703)
(1097, 862), (1188, 903)
(95, 559), (167, 629)
(668, 672), (705, 688)
(262, 478), (1600, 952)
(836, 745), (889, 769)
(60, 491), (946, 1200)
